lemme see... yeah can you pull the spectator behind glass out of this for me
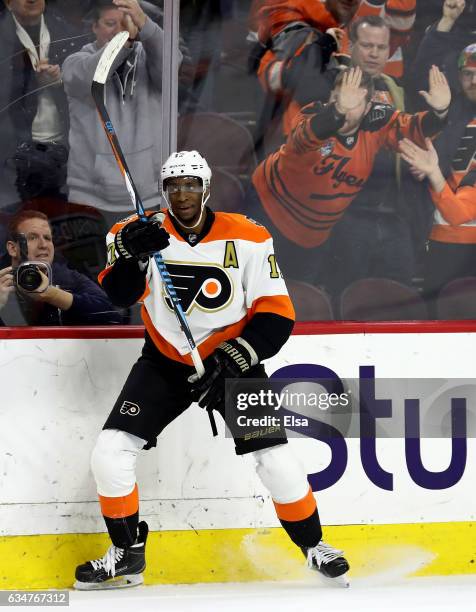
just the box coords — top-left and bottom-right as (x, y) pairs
(0, 197), (110, 285)
(251, 0), (351, 145)
(62, 0), (172, 229)
(247, 66), (451, 292)
(401, 40), (476, 317)
(408, 0), (476, 108)
(325, 15), (415, 297)
(0, 210), (122, 326)
(250, 0), (415, 146)
(0, 0), (84, 202)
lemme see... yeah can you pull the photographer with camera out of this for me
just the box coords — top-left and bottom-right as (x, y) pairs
(0, 210), (122, 326)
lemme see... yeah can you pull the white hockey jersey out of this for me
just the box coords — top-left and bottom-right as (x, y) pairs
(99, 210), (295, 366)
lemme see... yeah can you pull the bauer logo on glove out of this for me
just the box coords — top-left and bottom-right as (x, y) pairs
(188, 338), (257, 413)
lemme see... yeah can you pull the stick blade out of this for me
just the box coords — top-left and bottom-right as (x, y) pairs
(93, 31), (130, 85)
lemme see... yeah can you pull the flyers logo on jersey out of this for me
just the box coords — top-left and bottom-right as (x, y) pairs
(163, 263), (233, 314)
(120, 401), (140, 416)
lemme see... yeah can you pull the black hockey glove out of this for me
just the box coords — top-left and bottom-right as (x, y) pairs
(189, 338), (257, 414)
(115, 213), (170, 260)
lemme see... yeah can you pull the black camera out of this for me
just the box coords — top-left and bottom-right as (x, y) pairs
(13, 233), (52, 292)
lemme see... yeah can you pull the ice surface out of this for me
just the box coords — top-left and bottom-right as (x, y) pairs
(59, 574), (476, 612)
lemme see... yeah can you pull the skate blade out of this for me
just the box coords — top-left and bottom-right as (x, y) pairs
(307, 566), (350, 589)
(316, 571), (350, 589)
(74, 573), (143, 591)
(331, 573), (350, 588)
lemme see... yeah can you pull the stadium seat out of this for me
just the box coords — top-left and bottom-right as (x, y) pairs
(286, 279), (334, 321)
(207, 168), (245, 214)
(340, 278), (428, 321)
(177, 112), (257, 176)
(437, 277), (476, 320)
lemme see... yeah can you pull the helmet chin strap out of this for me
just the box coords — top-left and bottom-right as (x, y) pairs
(164, 190), (210, 231)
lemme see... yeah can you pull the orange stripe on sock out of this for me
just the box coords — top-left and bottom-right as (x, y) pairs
(273, 487), (316, 522)
(98, 483), (139, 519)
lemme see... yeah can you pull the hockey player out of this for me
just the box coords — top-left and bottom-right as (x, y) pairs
(74, 150), (350, 589)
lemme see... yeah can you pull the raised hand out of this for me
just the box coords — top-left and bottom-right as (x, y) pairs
(113, 0), (147, 32)
(122, 14), (139, 41)
(442, 0), (465, 22)
(399, 138), (446, 192)
(419, 65), (451, 112)
(399, 138), (439, 176)
(335, 66), (368, 114)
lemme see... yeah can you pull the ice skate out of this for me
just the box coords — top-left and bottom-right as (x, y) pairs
(74, 521), (148, 590)
(303, 540), (350, 588)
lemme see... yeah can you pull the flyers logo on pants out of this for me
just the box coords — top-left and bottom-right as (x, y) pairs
(163, 262), (233, 314)
(120, 401), (140, 416)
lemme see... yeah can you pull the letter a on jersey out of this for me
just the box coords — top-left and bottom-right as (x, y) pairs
(163, 263), (233, 314)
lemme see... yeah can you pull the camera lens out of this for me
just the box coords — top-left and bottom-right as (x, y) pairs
(17, 265), (42, 291)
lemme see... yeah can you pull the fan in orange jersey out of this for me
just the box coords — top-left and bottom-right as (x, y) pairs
(73, 150), (350, 590)
(400, 134), (476, 246)
(249, 66), (451, 284)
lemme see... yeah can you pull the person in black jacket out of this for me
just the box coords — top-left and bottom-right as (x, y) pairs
(0, 209), (121, 325)
(403, 0), (476, 315)
(0, 0), (86, 201)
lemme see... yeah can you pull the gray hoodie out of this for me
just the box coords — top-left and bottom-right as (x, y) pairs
(63, 18), (165, 212)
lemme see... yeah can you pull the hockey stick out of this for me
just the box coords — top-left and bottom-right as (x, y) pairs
(91, 33), (213, 419)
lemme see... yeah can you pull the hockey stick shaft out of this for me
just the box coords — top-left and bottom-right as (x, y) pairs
(91, 32), (206, 379)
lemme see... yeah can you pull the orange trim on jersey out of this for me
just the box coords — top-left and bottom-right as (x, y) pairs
(99, 483), (139, 519)
(251, 294), (295, 321)
(273, 487), (316, 522)
(161, 210), (272, 244)
(202, 213), (271, 244)
(142, 306), (249, 364)
(430, 225), (476, 244)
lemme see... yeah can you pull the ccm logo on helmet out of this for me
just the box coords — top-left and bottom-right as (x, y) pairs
(163, 263), (233, 314)
(120, 401), (141, 416)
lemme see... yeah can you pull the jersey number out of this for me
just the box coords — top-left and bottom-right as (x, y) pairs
(107, 243), (117, 266)
(268, 254), (280, 278)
